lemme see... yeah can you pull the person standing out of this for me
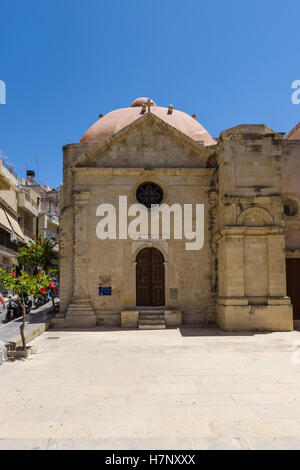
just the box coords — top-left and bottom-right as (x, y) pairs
(0, 292), (6, 312)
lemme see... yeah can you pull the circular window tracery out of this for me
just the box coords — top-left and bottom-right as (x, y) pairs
(136, 182), (164, 208)
(283, 199), (299, 218)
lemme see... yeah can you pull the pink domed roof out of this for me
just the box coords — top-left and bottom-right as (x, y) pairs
(80, 98), (216, 146)
(286, 122), (300, 140)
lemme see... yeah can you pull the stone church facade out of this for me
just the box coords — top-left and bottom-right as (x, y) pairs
(55, 97), (300, 331)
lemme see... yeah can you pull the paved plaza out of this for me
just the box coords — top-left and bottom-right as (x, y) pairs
(1, 327), (300, 450)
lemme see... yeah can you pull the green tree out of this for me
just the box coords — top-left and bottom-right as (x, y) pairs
(18, 237), (59, 312)
(0, 269), (50, 350)
(18, 237), (55, 272)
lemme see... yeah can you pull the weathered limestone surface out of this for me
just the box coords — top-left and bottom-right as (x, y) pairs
(164, 310), (182, 327)
(215, 125), (294, 331)
(58, 118), (216, 328)
(58, 111), (297, 331)
(121, 311), (139, 328)
(217, 304), (293, 332)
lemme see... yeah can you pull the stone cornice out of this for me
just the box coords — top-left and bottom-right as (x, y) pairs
(220, 195), (285, 204)
(215, 225), (286, 242)
(72, 167), (215, 176)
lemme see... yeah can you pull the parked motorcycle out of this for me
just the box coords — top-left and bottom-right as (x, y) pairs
(5, 296), (20, 323)
(5, 295), (32, 323)
(33, 293), (48, 309)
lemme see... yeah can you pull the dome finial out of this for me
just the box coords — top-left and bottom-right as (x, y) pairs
(130, 97), (157, 108)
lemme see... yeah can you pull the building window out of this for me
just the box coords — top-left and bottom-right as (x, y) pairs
(136, 182), (164, 208)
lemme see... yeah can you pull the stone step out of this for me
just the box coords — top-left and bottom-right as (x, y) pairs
(139, 319), (166, 326)
(138, 309), (166, 330)
(139, 314), (165, 321)
(69, 302), (92, 308)
(139, 324), (166, 330)
(139, 310), (164, 315)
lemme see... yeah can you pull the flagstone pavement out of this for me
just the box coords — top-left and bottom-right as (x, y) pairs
(1, 326), (300, 450)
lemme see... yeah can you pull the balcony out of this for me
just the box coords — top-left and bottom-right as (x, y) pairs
(24, 228), (33, 238)
(23, 228), (34, 245)
(0, 159), (18, 188)
(17, 192), (38, 217)
(0, 233), (19, 256)
(47, 212), (59, 227)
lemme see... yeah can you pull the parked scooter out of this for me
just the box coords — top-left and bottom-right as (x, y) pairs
(5, 296), (20, 323)
(5, 295), (32, 323)
(33, 293), (48, 309)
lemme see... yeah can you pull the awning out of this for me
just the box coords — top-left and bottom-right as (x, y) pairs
(10, 257), (19, 266)
(0, 208), (13, 233)
(5, 212), (24, 241)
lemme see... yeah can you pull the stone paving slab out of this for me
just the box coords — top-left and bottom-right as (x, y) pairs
(1, 327), (300, 450)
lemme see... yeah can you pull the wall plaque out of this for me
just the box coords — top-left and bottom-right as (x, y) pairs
(170, 288), (178, 300)
(99, 287), (112, 296)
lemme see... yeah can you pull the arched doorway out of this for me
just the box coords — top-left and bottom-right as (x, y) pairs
(286, 258), (300, 321)
(136, 248), (165, 306)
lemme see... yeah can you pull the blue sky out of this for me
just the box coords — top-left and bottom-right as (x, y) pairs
(0, 0), (299, 187)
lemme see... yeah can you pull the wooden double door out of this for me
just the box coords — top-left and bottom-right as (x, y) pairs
(286, 258), (300, 320)
(136, 248), (165, 306)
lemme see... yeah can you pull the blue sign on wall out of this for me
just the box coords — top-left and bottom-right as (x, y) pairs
(99, 286), (112, 296)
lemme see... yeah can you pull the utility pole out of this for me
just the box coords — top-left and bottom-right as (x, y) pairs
(34, 156), (39, 180)
(36, 197), (40, 239)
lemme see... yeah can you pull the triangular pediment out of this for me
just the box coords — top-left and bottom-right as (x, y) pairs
(74, 112), (215, 169)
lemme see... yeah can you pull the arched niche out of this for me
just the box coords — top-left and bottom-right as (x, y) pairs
(237, 207), (273, 227)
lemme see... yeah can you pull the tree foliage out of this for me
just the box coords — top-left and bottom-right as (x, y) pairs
(0, 269), (50, 297)
(18, 237), (55, 271)
(0, 269), (51, 350)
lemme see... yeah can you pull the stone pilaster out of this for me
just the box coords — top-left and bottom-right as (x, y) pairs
(216, 227), (293, 331)
(66, 191), (96, 326)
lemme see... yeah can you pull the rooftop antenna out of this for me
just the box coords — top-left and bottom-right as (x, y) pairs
(23, 163), (28, 184)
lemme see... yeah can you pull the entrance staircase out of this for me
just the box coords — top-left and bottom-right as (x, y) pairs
(138, 309), (166, 330)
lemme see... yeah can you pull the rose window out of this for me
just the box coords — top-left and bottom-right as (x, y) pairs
(136, 182), (164, 208)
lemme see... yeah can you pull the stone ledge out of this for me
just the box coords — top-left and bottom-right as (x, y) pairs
(164, 311), (182, 327)
(268, 297), (291, 305)
(217, 304), (293, 331)
(218, 297), (249, 306)
(121, 311), (139, 328)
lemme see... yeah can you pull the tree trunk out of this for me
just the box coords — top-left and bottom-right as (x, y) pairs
(51, 295), (56, 313)
(18, 294), (26, 351)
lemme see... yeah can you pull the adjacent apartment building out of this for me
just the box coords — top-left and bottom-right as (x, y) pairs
(0, 154), (60, 275)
